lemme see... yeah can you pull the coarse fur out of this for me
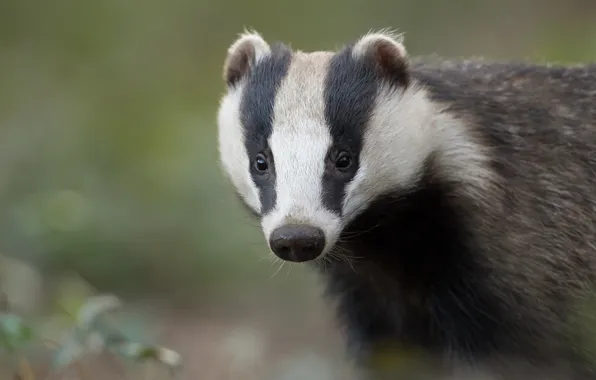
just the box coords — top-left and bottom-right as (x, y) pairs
(216, 29), (596, 379)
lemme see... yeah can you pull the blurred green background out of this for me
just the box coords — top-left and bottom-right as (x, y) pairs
(1, 0), (596, 378)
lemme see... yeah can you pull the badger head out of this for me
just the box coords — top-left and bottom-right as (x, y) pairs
(217, 30), (443, 263)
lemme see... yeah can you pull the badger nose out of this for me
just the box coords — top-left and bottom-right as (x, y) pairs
(269, 224), (326, 262)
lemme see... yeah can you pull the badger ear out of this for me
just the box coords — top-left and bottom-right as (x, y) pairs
(223, 30), (271, 88)
(352, 30), (409, 88)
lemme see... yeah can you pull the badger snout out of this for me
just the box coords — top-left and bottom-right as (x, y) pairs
(268, 224), (326, 262)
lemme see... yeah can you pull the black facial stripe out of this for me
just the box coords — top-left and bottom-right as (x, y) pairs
(322, 45), (379, 215)
(240, 43), (292, 215)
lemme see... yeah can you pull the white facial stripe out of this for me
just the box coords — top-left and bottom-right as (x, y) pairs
(343, 82), (496, 222)
(342, 84), (435, 220)
(261, 52), (342, 253)
(217, 83), (262, 212)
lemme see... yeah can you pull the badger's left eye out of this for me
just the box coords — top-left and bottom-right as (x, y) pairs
(335, 152), (352, 170)
(254, 153), (269, 173)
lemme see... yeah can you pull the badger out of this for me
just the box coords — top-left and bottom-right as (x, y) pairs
(216, 29), (596, 379)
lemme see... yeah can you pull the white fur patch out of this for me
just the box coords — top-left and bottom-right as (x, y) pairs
(432, 105), (498, 199)
(343, 82), (496, 222)
(218, 31), (275, 214)
(343, 83), (434, 220)
(217, 83), (262, 212)
(260, 52), (343, 254)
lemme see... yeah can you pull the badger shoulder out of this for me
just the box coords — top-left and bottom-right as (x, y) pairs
(409, 56), (596, 191)
(409, 56), (596, 256)
(411, 57), (596, 124)
(404, 57), (596, 317)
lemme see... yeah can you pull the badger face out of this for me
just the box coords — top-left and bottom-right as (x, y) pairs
(217, 30), (436, 263)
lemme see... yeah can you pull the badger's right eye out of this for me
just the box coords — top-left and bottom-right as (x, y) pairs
(254, 154), (269, 173)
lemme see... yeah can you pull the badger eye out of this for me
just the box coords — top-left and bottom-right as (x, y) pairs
(254, 154), (268, 173)
(335, 152), (352, 170)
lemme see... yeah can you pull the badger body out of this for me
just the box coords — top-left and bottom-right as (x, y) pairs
(216, 31), (596, 379)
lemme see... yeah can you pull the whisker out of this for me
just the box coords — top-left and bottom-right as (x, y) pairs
(315, 254), (329, 273)
(327, 245), (360, 274)
(340, 222), (382, 239)
(333, 244), (363, 260)
(343, 193), (381, 219)
(257, 253), (276, 263)
(271, 260), (286, 278)
(343, 190), (409, 222)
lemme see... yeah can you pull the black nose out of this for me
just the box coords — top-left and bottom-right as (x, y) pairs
(269, 224), (326, 262)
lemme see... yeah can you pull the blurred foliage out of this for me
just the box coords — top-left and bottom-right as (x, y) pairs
(0, 258), (181, 379)
(0, 0), (596, 378)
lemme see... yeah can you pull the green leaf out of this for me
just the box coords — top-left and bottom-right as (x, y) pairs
(53, 275), (96, 319)
(0, 313), (33, 351)
(137, 346), (159, 360)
